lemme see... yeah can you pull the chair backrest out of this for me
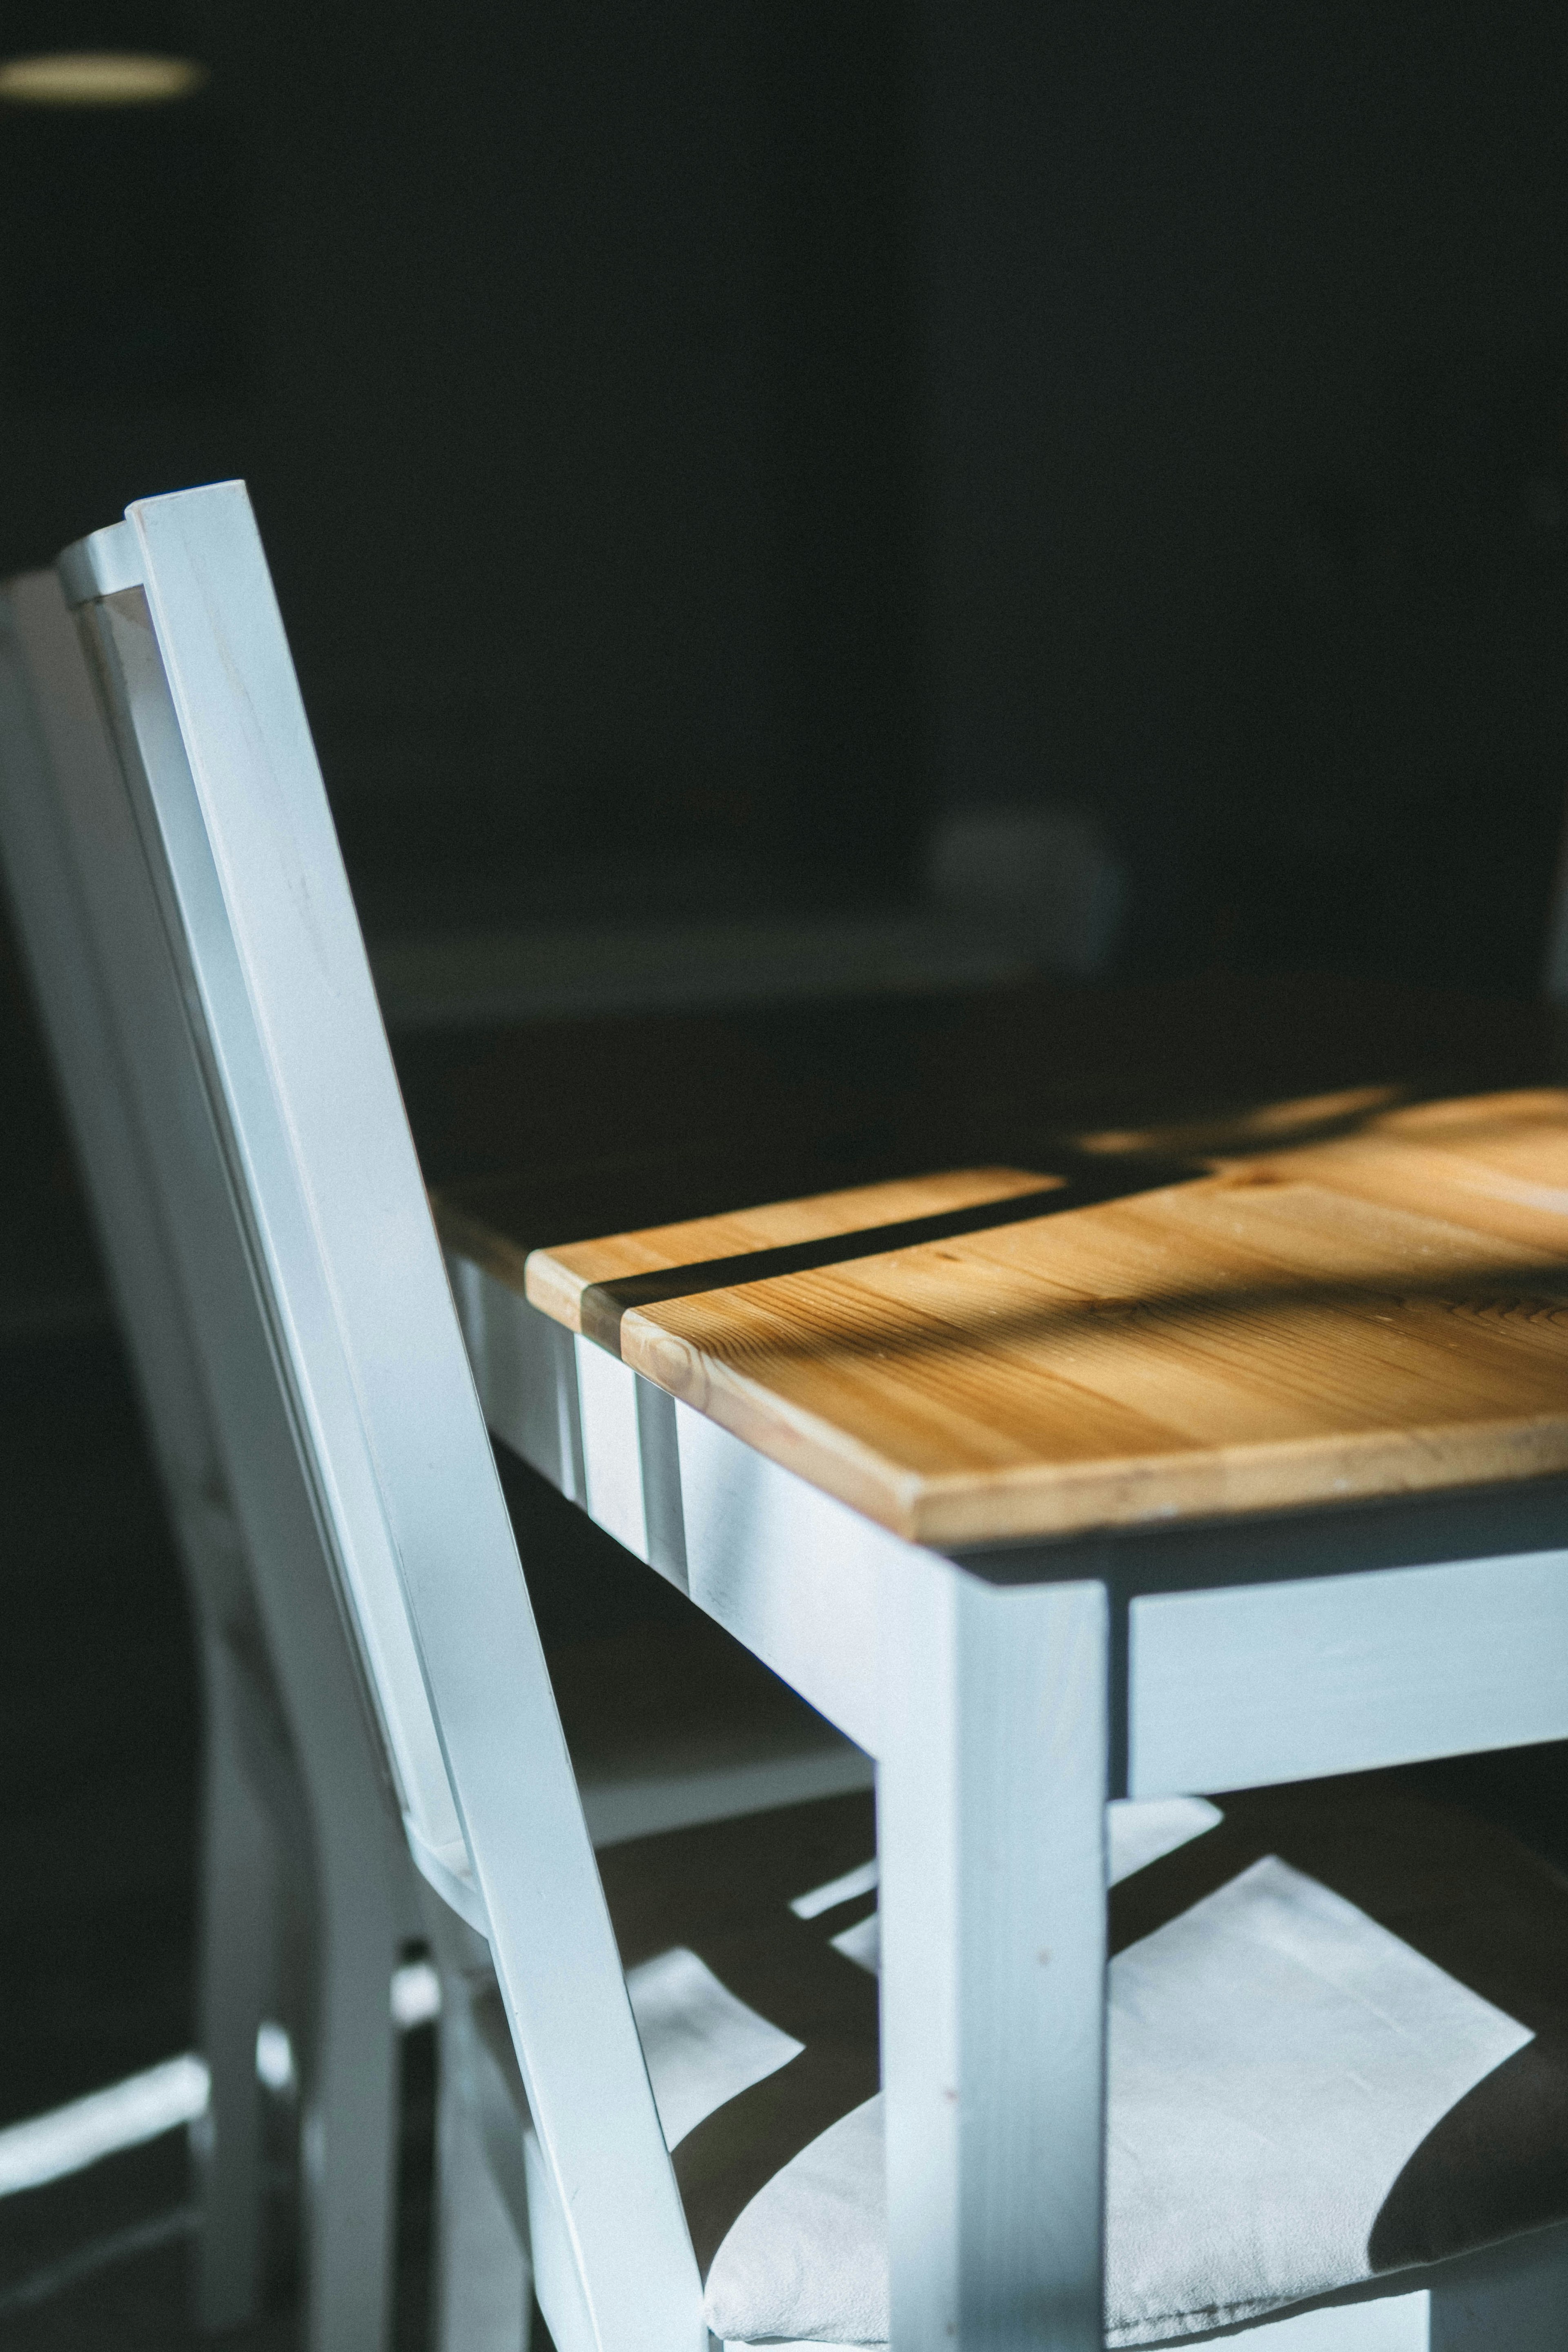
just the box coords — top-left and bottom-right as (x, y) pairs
(55, 482), (698, 2351)
(0, 570), (245, 1625)
(0, 557), (419, 1853)
(0, 562), (431, 2350)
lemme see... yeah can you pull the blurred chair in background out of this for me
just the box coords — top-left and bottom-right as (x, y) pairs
(923, 802), (1126, 980)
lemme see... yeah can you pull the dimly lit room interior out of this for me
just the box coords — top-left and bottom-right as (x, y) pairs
(5, 4), (1568, 2347)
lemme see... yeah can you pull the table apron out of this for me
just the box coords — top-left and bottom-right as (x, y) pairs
(1131, 1546), (1568, 1796)
(451, 1258), (891, 1754)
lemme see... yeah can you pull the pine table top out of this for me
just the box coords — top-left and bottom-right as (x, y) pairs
(430, 980), (1568, 1546)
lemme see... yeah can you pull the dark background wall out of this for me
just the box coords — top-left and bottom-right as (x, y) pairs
(0, 0), (927, 935)
(0, 0), (1565, 973)
(921, 2), (1568, 986)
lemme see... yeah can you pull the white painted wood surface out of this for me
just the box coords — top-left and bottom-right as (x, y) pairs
(674, 1403), (890, 1756)
(576, 1339), (651, 1564)
(1131, 1548), (1568, 1797)
(87, 485), (703, 2352)
(448, 1251), (584, 1503)
(880, 1566), (1108, 2352)
(419, 1897), (532, 2352)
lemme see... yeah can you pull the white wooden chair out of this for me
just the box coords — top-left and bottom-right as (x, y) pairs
(0, 526), (869, 2348)
(0, 568), (426, 2350)
(47, 480), (1568, 2352)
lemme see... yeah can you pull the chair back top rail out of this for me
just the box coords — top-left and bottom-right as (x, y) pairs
(59, 482), (699, 2350)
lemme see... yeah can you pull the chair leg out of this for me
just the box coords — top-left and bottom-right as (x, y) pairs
(300, 1864), (404, 2352)
(418, 1889), (531, 2352)
(432, 1983), (531, 2352)
(192, 1638), (280, 2332)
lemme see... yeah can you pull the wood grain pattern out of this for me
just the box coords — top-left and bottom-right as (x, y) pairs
(1218, 1089), (1568, 1253)
(501, 1091), (1568, 1544)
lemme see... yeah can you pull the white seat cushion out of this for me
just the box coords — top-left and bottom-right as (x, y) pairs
(702, 1854), (1529, 2345)
(481, 1777), (1568, 2346)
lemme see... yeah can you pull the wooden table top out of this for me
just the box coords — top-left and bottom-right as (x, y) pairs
(428, 977), (1568, 1547)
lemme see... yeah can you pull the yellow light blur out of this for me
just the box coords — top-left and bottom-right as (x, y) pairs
(0, 51), (208, 106)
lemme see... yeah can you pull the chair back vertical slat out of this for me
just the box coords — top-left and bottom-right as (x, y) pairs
(0, 574), (236, 1588)
(69, 482), (700, 2351)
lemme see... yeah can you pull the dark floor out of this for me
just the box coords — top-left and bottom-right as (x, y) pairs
(7, 1317), (1568, 2345)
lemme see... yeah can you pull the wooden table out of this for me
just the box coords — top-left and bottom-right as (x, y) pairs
(424, 973), (1568, 2350)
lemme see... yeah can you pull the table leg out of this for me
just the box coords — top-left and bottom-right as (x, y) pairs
(879, 1559), (1108, 2350)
